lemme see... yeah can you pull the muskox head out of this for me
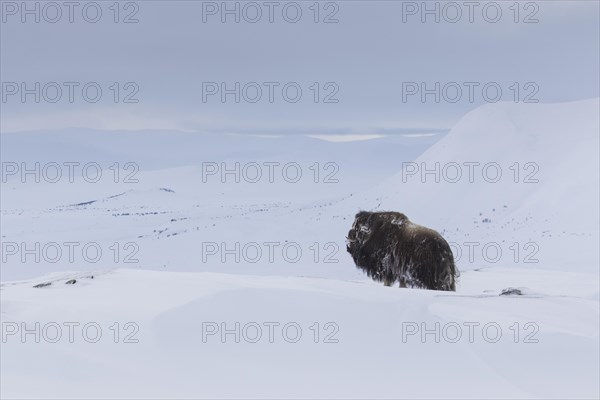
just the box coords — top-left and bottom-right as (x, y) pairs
(346, 211), (408, 252)
(346, 211), (370, 253)
(346, 211), (409, 271)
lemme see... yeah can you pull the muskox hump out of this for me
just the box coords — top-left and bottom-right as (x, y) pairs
(346, 211), (456, 291)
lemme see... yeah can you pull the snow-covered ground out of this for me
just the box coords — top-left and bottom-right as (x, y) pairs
(1, 99), (599, 398)
(1, 268), (598, 399)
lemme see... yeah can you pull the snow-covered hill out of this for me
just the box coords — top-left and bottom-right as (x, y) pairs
(345, 99), (600, 272)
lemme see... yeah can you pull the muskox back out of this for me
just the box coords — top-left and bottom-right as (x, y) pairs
(346, 211), (456, 291)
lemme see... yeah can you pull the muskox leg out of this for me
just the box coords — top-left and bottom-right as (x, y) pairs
(383, 277), (394, 287)
(398, 279), (407, 288)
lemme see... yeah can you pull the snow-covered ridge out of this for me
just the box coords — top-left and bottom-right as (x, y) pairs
(368, 99), (600, 271)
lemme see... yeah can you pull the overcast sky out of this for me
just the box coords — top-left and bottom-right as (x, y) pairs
(1, 0), (599, 133)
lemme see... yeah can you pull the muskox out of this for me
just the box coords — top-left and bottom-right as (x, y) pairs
(346, 211), (456, 291)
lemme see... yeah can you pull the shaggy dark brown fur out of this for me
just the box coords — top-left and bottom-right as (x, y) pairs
(346, 211), (456, 291)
